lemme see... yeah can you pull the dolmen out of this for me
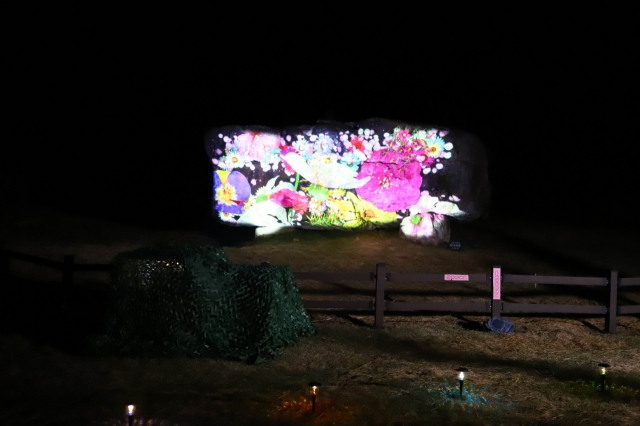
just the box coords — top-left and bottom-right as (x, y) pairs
(205, 118), (490, 244)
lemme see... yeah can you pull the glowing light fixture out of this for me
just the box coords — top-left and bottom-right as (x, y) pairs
(598, 363), (610, 391)
(308, 381), (321, 413)
(457, 367), (468, 397)
(126, 405), (135, 426)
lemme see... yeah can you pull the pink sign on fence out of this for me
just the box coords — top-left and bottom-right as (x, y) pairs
(492, 267), (501, 300)
(445, 274), (469, 281)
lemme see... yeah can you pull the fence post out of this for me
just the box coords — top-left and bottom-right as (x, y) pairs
(491, 266), (502, 317)
(63, 255), (74, 286)
(605, 270), (618, 334)
(374, 263), (386, 329)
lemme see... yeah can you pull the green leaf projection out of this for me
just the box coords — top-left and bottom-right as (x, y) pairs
(205, 119), (491, 244)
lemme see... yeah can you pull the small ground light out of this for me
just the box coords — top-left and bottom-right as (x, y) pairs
(449, 241), (461, 251)
(598, 363), (610, 392)
(308, 382), (321, 413)
(457, 367), (468, 397)
(126, 405), (135, 426)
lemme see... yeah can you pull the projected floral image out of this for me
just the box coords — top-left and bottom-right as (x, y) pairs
(207, 122), (470, 242)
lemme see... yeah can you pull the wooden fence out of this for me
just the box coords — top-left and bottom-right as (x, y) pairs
(0, 248), (111, 286)
(294, 264), (640, 334)
(2, 248), (639, 334)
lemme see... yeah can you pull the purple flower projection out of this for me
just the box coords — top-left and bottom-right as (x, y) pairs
(214, 170), (251, 214)
(205, 119), (490, 244)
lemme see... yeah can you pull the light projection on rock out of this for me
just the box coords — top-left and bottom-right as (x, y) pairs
(205, 119), (490, 244)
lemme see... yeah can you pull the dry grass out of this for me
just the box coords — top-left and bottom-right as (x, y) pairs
(1, 206), (639, 425)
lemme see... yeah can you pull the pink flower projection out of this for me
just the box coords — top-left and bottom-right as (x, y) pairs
(270, 189), (309, 214)
(278, 144), (297, 174)
(235, 132), (283, 162)
(395, 128), (412, 142)
(355, 150), (422, 212)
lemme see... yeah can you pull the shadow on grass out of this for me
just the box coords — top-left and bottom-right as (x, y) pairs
(454, 315), (486, 331)
(580, 319), (605, 333)
(334, 313), (371, 327)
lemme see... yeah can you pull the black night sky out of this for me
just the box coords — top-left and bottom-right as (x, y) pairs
(4, 18), (638, 228)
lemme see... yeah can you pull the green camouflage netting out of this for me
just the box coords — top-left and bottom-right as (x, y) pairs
(98, 245), (314, 363)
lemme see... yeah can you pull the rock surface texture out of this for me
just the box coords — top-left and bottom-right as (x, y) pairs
(205, 118), (490, 244)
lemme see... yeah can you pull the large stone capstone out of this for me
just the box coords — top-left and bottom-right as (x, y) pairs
(204, 118), (490, 244)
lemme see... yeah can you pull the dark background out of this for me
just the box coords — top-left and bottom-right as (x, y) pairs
(3, 16), (638, 229)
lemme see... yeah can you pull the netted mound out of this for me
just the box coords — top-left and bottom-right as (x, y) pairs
(97, 245), (314, 362)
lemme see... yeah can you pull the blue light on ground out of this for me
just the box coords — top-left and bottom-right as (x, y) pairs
(424, 380), (515, 412)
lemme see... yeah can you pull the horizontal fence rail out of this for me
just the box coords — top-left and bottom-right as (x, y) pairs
(385, 301), (491, 312)
(618, 277), (640, 315)
(503, 274), (608, 286)
(620, 277), (640, 287)
(292, 271), (373, 281)
(2, 246), (639, 334)
(302, 300), (373, 310)
(618, 306), (640, 314)
(387, 272), (490, 283)
(1, 247), (113, 286)
(501, 303), (607, 315)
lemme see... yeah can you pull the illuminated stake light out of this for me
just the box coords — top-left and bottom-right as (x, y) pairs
(308, 382), (321, 413)
(126, 405), (135, 426)
(598, 363), (610, 392)
(457, 367), (468, 397)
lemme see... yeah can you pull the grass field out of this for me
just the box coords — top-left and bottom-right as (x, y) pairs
(1, 206), (639, 425)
